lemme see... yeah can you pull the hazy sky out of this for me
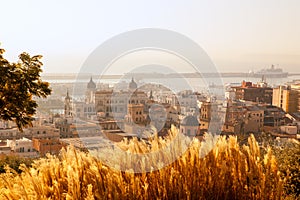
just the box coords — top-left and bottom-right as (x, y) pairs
(1, 0), (300, 74)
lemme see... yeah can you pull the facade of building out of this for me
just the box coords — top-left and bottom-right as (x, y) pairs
(7, 138), (38, 158)
(244, 106), (264, 133)
(222, 100), (264, 134)
(124, 104), (147, 135)
(32, 138), (64, 156)
(26, 125), (60, 140)
(199, 101), (212, 131)
(0, 141), (11, 156)
(55, 118), (100, 138)
(0, 128), (20, 140)
(232, 81), (273, 104)
(95, 80), (148, 119)
(180, 115), (200, 136)
(280, 125), (297, 135)
(290, 81), (300, 112)
(263, 105), (286, 127)
(72, 102), (96, 118)
(199, 101), (223, 134)
(272, 85), (298, 113)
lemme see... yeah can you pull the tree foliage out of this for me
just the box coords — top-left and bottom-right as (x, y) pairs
(0, 155), (33, 174)
(272, 139), (300, 197)
(0, 46), (51, 130)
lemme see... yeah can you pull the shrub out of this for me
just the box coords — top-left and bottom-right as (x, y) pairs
(0, 155), (33, 174)
(272, 139), (300, 197)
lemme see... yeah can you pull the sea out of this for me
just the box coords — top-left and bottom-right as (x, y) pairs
(46, 75), (300, 94)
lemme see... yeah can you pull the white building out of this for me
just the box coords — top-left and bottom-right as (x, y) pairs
(72, 102), (96, 119)
(0, 128), (20, 140)
(7, 138), (38, 158)
(26, 124), (60, 140)
(280, 125), (298, 135)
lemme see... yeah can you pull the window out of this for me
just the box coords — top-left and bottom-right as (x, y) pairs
(187, 129), (191, 135)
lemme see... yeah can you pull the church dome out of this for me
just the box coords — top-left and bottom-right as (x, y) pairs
(181, 115), (199, 126)
(129, 77), (137, 90)
(87, 77), (96, 89)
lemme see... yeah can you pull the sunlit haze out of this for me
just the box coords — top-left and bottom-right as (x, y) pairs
(1, 0), (300, 74)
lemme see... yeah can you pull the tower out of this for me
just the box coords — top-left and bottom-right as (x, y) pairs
(86, 77), (96, 103)
(149, 90), (154, 100)
(64, 90), (72, 117)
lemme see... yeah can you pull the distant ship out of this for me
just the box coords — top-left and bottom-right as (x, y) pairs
(250, 65), (288, 78)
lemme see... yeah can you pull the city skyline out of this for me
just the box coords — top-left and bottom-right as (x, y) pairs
(1, 1), (300, 198)
(1, 0), (300, 74)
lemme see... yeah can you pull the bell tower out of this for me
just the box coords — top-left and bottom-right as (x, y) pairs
(64, 90), (72, 117)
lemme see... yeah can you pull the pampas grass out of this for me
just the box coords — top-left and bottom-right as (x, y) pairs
(0, 128), (284, 200)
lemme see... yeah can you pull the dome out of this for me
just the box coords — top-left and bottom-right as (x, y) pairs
(181, 115), (199, 126)
(87, 77), (96, 89)
(129, 77), (137, 90)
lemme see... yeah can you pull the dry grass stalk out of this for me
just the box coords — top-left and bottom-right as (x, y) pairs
(0, 128), (284, 200)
